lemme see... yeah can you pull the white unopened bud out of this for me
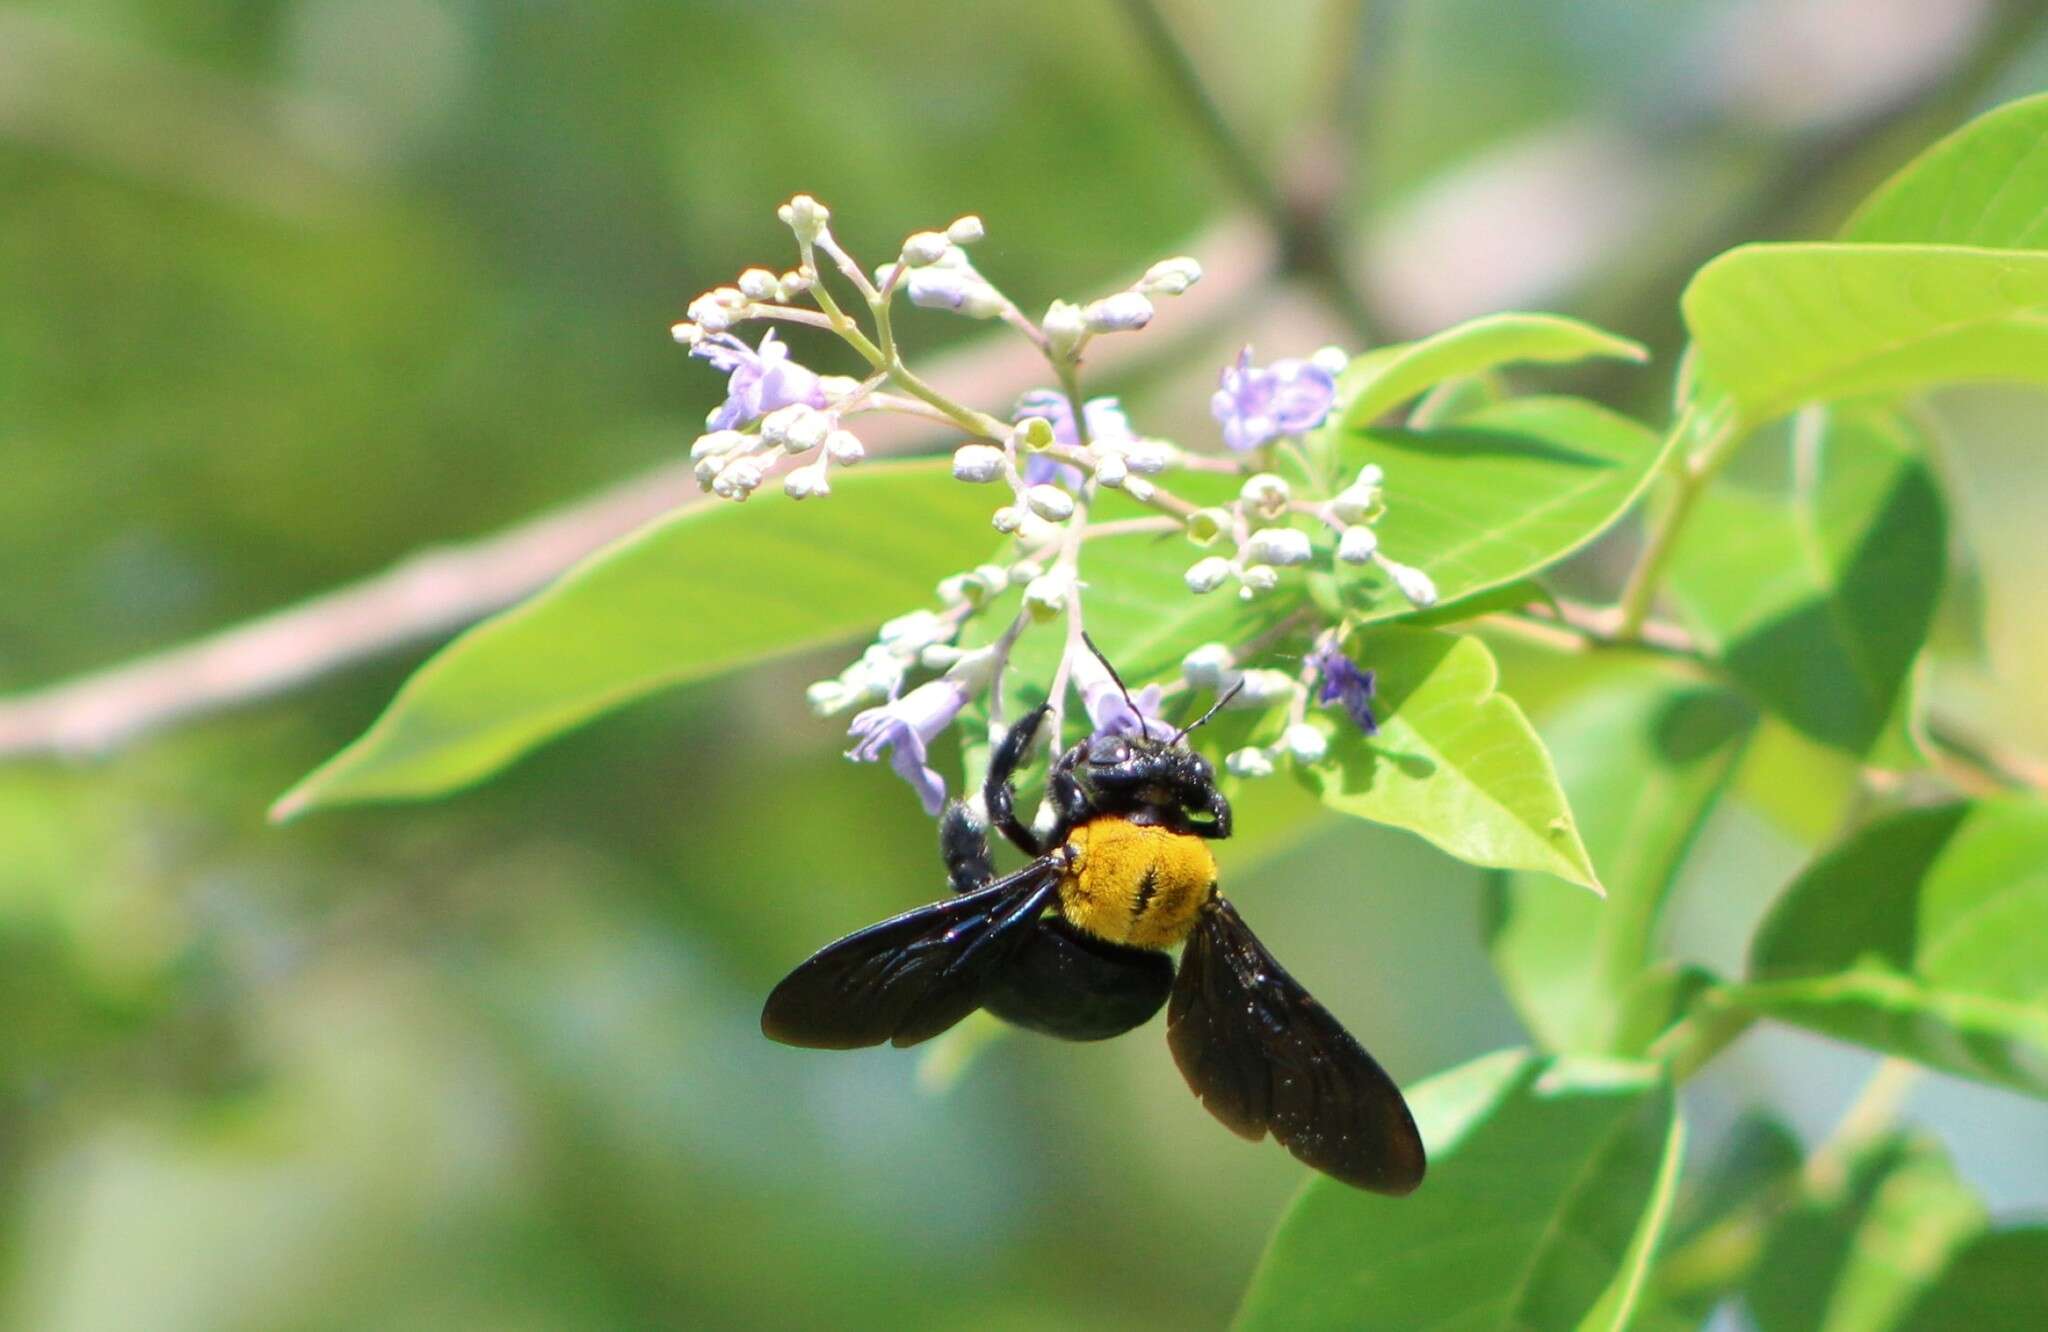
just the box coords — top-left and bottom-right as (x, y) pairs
(1121, 476), (1156, 503)
(1023, 568), (1074, 621)
(670, 321), (703, 345)
(1008, 558), (1044, 584)
(1237, 563), (1280, 597)
(1014, 416), (1056, 450)
(1355, 463), (1385, 488)
(1184, 556), (1233, 594)
(687, 288), (744, 332)
(942, 644), (1001, 692)
(1083, 291), (1154, 333)
(783, 462), (831, 499)
(738, 268), (780, 300)
(779, 269), (812, 295)
(713, 458), (763, 499)
(1337, 525), (1379, 564)
(1281, 723), (1329, 765)
(1187, 507), (1231, 546)
(825, 429), (865, 464)
(1024, 484), (1076, 522)
(953, 444), (1006, 483)
(1226, 747), (1276, 779)
(946, 215), (986, 244)
(1181, 643), (1239, 689)
(693, 456), (721, 488)
(1330, 485), (1380, 524)
(991, 505), (1026, 533)
(781, 407), (831, 451)
(1123, 439), (1175, 474)
(900, 231), (951, 266)
(1311, 345), (1350, 376)
(957, 284), (1005, 319)
(1233, 669), (1298, 707)
(1095, 454), (1129, 488)
(1043, 300), (1087, 356)
(806, 680), (852, 715)
(690, 429), (749, 462)
(1384, 558), (1439, 607)
(1137, 256), (1203, 296)
(880, 609), (951, 652)
(1243, 526), (1313, 567)
(1240, 472), (1291, 514)
(777, 194), (830, 242)
(759, 404), (814, 446)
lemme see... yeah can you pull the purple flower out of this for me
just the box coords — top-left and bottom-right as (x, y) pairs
(1013, 390), (1133, 487)
(1072, 647), (1171, 741)
(1310, 645), (1378, 735)
(692, 330), (827, 432)
(846, 677), (970, 814)
(1210, 346), (1337, 451)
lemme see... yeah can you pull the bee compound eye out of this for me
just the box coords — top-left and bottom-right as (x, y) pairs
(1088, 736), (1131, 765)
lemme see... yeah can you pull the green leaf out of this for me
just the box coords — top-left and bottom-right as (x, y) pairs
(1336, 313), (1646, 430)
(1895, 1227), (2048, 1331)
(274, 463), (993, 816)
(1744, 1133), (1983, 1332)
(1726, 798), (2048, 1096)
(1844, 92), (2048, 248)
(1301, 628), (1599, 891)
(1666, 404), (1944, 764)
(1235, 1051), (1682, 1332)
(1681, 244), (2048, 428)
(1646, 1114), (1806, 1326)
(1488, 671), (1756, 1054)
(1339, 397), (1672, 624)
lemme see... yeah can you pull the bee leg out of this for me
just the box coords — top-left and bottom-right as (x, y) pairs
(986, 705), (1050, 857)
(939, 801), (996, 895)
(1046, 741), (1094, 836)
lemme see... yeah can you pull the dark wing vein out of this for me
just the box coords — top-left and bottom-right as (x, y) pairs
(1165, 898), (1426, 1194)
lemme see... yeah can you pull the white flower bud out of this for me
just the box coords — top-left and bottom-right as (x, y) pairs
(713, 457), (763, 499)
(1186, 507), (1231, 546)
(991, 505), (1025, 533)
(1095, 454), (1129, 488)
(1337, 525), (1379, 564)
(937, 574), (975, 607)
(1015, 513), (1063, 549)
(1123, 439), (1175, 474)
(1184, 556), (1234, 594)
(1384, 558), (1439, 607)
(1023, 568), (1074, 622)
(1007, 558), (1044, 584)
(900, 231), (951, 266)
(825, 429), (865, 464)
(780, 269), (812, 295)
(777, 194), (830, 242)
(920, 643), (967, 670)
(1024, 484), (1075, 522)
(1233, 669), (1298, 707)
(1082, 291), (1154, 333)
(944, 643), (1001, 692)
(1311, 345), (1350, 376)
(873, 262), (906, 290)
(957, 284), (1006, 319)
(1281, 723), (1329, 765)
(1243, 526), (1313, 567)
(1181, 643), (1239, 689)
(738, 268), (780, 300)
(1013, 416), (1056, 451)
(687, 288), (744, 332)
(1330, 485), (1380, 524)
(806, 680), (852, 715)
(1226, 747), (1276, 779)
(669, 321), (703, 345)
(1237, 563), (1280, 597)
(1240, 472), (1291, 512)
(946, 215), (985, 244)
(953, 444), (1007, 483)
(693, 456), (721, 488)
(759, 403), (815, 446)
(690, 429), (750, 462)
(976, 562), (1011, 590)
(1121, 476), (1156, 503)
(771, 406), (830, 451)
(1355, 463), (1385, 488)
(1043, 300), (1087, 356)
(1137, 256), (1203, 296)
(783, 463), (831, 499)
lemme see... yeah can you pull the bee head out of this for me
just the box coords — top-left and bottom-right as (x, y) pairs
(1077, 731), (1223, 825)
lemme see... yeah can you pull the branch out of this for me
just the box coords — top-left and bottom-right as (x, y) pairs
(0, 217), (1278, 761)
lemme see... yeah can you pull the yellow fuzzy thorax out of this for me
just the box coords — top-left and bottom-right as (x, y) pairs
(1058, 817), (1218, 951)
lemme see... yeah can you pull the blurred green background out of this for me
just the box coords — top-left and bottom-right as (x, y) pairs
(4, 2), (2047, 1328)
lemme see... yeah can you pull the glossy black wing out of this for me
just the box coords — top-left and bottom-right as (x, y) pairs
(1166, 897), (1426, 1194)
(761, 861), (1061, 1050)
(983, 919), (1175, 1042)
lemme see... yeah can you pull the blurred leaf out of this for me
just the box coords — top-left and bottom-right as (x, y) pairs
(1335, 313), (1646, 430)
(1727, 798), (2048, 1096)
(1730, 720), (1864, 848)
(1236, 1050), (1681, 1332)
(1406, 372), (1506, 428)
(1338, 397), (1672, 624)
(1894, 1227), (2048, 1331)
(1646, 1114), (1806, 1327)
(1681, 244), (2048, 428)
(1488, 672), (1755, 1053)
(1302, 627), (1598, 891)
(1844, 92), (2048, 248)
(276, 464), (991, 815)
(1744, 1133), (1983, 1332)
(1400, 576), (1556, 629)
(1666, 404), (1943, 766)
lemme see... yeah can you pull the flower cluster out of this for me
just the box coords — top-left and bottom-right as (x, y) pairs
(669, 194), (1445, 813)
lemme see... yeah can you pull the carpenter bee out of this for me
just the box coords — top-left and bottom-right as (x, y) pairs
(761, 648), (1426, 1195)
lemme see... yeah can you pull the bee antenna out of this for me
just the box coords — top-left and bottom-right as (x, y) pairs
(1080, 630), (1151, 742)
(1173, 677), (1245, 744)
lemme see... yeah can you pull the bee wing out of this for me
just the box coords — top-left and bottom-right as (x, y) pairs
(1166, 898), (1426, 1195)
(762, 860), (1061, 1050)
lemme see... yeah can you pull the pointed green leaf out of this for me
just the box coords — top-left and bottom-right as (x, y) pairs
(1681, 244), (2048, 428)
(1338, 396), (1673, 624)
(1845, 92), (2048, 248)
(1895, 1227), (2048, 1331)
(1236, 1051), (1681, 1332)
(1488, 672), (1756, 1053)
(275, 463), (992, 816)
(1666, 404), (1943, 764)
(1725, 798), (2048, 1096)
(1337, 313), (1646, 430)
(1302, 628), (1599, 890)
(1745, 1133), (1983, 1332)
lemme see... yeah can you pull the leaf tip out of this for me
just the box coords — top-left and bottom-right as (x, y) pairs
(267, 781), (317, 825)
